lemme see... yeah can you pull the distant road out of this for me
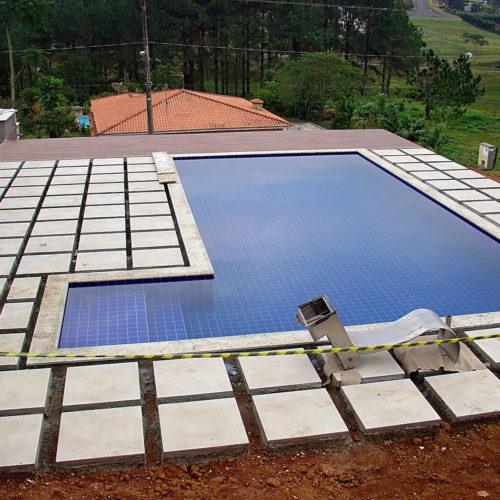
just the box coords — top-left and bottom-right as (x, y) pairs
(410, 0), (454, 18)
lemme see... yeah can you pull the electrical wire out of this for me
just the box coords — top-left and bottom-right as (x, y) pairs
(235, 0), (407, 11)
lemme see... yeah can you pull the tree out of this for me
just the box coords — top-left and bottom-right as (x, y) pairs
(276, 53), (365, 119)
(406, 49), (484, 119)
(0, 0), (50, 104)
(462, 32), (489, 50)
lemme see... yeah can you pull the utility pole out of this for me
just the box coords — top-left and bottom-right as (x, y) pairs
(140, 0), (154, 134)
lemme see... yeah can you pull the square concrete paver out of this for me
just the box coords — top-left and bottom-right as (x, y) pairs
(0, 161), (21, 169)
(83, 204), (125, 218)
(0, 302), (34, 329)
(486, 214), (500, 224)
(86, 193), (124, 205)
(8, 277), (41, 300)
(414, 154), (449, 162)
(92, 158), (124, 166)
(0, 333), (25, 367)
(481, 188), (500, 200)
(412, 171), (451, 181)
(444, 190), (489, 202)
(131, 230), (178, 248)
(57, 406), (144, 465)
(130, 216), (174, 231)
(51, 175), (87, 185)
(154, 358), (233, 401)
(17, 168), (52, 178)
(25, 235), (75, 254)
(91, 165), (124, 174)
(395, 162), (433, 172)
(372, 149), (402, 156)
(464, 200), (500, 214)
(341, 379), (440, 434)
(79, 232), (126, 250)
(252, 389), (348, 446)
(425, 370), (500, 421)
(129, 191), (166, 204)
(63, 363), (141, 409)
(23, 160), (55, 168)
(17, 253), (71, 275)
(0, 208), (36, 221)
(11, 177), (48, 187)
(31, 219), (78, 236)
(0, 197), (39, 209)
(0, 238), (22, 255)
(427, 180), (468, 190)
(238, 355), (321, 394)
(429, 161), (466, 171)
(128, 164), (156, 173)
(81, 217), (125, 234)
(445, 170), (484, 179)
(132, 248), (184, 268)
(37, 207), (80, 220)
(57, 159), (90, 167)
(87, 183), (124, 194)
(0, 222), (29, 238)
(91, 173), (124, 183)
(0, 368), (50, 413)
(465, 328), (500, 369)
(329, 351), (405, 386)
(159, 398), (248, 456)
(42, 194), (83, 208)
(0, 414), (43, 470)
(46, 184), (85, 196)
(129, 203), (170, 217)
(128, 181), (163, 192)
(383, 155), (415, 163)
(464, 178), (500, 189)
(127, 156), (154, 164)
(55, 167), (89, 176)
(0, 255), (15, 275)
(128, 171), (159, 181)
(76, 250), (127, 271)
(5, 185), (45, 197)
(401, 148), (434, 155)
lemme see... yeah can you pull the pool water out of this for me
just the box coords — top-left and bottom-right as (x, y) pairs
(59, 153), (500, 348)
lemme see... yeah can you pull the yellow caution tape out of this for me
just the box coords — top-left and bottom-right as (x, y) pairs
(1, 333), (499, 359)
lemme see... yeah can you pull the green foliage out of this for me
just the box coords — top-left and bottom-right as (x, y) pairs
(39, 76), (66, 111)
(462, 32), (489, 50)
(276, 53), (364, 119)
(406, 50), (484, 119)
(331, 97), (358, 130)
(151, 63), (183, 91)
(460, 13), (500, 34)
(256, 80), (281, 111)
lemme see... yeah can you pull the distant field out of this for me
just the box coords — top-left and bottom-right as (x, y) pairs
(411, 18), (500, 67)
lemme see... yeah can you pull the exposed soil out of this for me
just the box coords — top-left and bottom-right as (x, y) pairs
(1, 420), (498, 499)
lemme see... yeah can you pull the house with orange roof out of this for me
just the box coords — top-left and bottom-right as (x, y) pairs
(89, 89), (292, 136)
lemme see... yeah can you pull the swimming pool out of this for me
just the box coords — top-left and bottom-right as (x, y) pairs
(59, 153), (500, 348)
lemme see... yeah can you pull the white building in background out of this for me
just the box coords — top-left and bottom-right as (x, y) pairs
(0, 109), (19, 142)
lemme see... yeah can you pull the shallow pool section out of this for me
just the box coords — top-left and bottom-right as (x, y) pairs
(59, 153), (500, 348)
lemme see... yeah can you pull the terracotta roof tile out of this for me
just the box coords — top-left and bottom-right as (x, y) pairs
(90, 89), (291, 135)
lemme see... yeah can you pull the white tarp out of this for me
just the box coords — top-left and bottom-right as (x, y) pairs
(347, 309), (453, 347)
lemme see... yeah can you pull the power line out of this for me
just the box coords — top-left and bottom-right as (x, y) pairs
(1, 38), (496, 61)
(0, 41), (141, 55)
(236, 0), (407, 11)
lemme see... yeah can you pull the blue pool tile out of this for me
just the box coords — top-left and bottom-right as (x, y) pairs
(59, 153), (500, 348)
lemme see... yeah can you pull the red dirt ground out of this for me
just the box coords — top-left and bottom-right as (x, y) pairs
(1, 421), (498, 499)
